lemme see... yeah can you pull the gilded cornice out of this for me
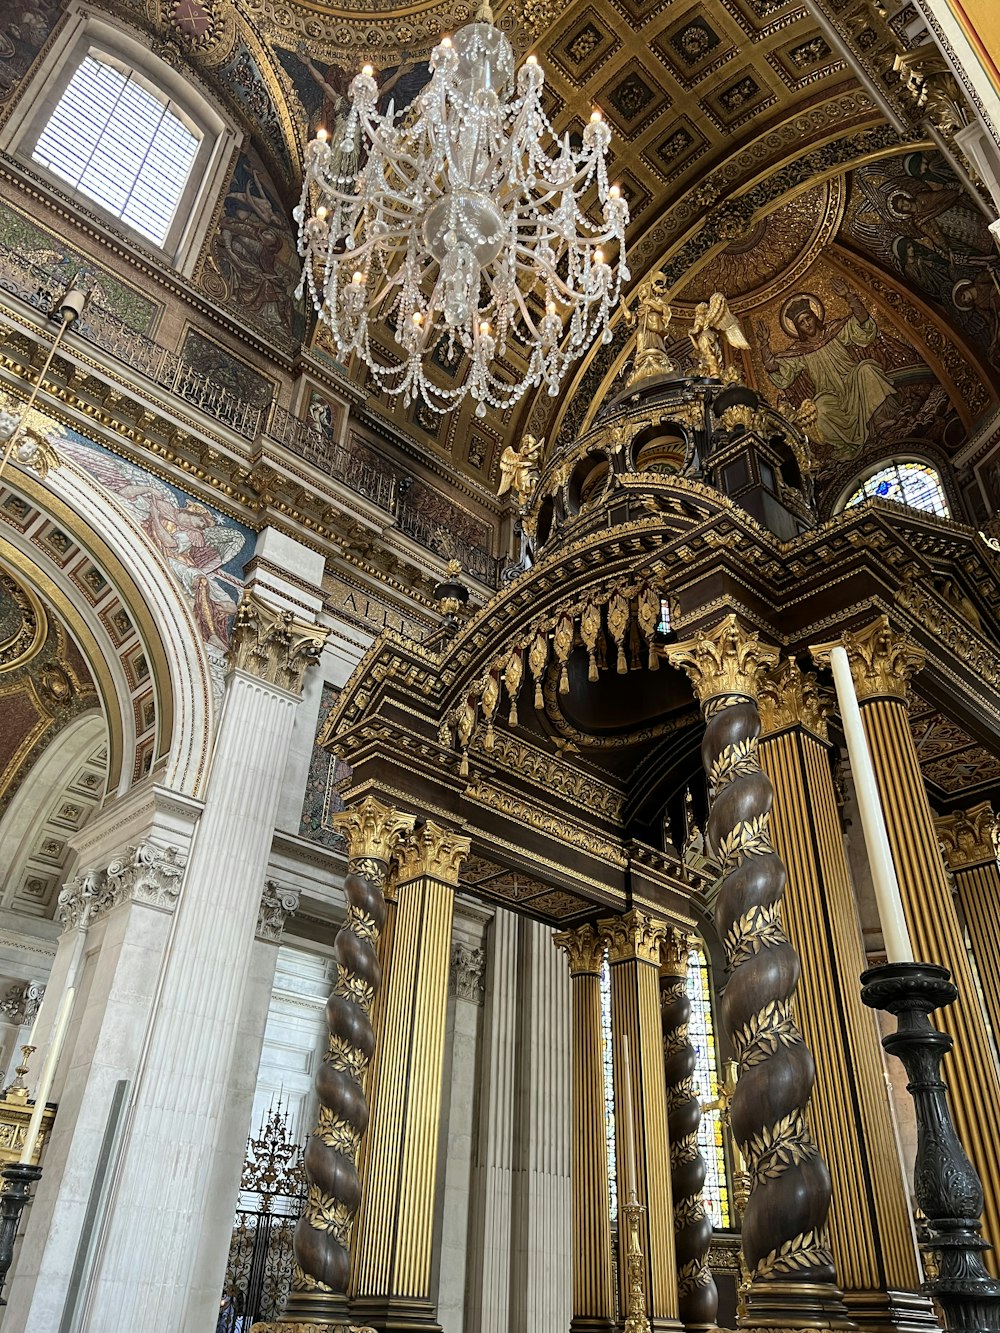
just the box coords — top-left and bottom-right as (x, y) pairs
(935, 802), (1000, 871)
(601, 909), (667, 965)
(465, 780), (628, 870)
(395, 820), (471, 886)
(811, 615), (925, 703)
(331, 796), (415, 866)
(226, 589), (328, 694)
(553, 922), (606, 977)
(666, 614), (780, 707)
(757, 660), (829, 741)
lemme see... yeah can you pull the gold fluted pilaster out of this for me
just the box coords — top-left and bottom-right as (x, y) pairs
(936, 802), (1000, 1058)
(602, 910), (681, 1333)
(757, 663), (934, 1333)
(554, 923), (616, 1333)
(349, 820), (470, 1331)
(813, 624), (1000, 1272)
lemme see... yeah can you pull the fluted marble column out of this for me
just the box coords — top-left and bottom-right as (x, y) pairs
(813, 617), (1000, 1269)
(554, 922), (615, 1333)
(602, 909), (681, 1333)
(756, 659), (933, 1333)
(668, 615), (848, 1331)
(75, 588), (328, 1330)
(936, 801), (1000, 1052)
(349, 820), (470, 1331)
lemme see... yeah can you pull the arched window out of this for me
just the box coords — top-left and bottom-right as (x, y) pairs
(32, 52), (201, 247)
(843, 459), (950, 518)
(2, 10), (239, 273)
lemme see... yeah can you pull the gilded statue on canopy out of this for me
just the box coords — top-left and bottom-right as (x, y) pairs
(622, 271), (675, 384)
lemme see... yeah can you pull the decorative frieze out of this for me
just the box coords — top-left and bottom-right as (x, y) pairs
(257, 881), (301, 943)
(450, 942), (487, 1003)
(226, 589), (328, 696)
(56, 844), (185, 928)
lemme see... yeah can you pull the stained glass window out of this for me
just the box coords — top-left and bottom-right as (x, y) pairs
(600, 953), (618, 1223)
(684, 943), (731, 1228)
(844, 460), (949, 518)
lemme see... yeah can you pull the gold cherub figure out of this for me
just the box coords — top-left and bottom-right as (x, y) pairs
(690, 292), (749, 378)
(497, 432), (545, 505)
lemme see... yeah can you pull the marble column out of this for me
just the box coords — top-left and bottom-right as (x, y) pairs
(601, 908), (681, 1333)
(936, 801), (1000, 1050)
(467, 908), (519, 1333)
(668, 615), (848, 1331)
(553, 922), (615, 1333)
(73, 583), (328, 1329)
(813, 616), (1000, 1267)
(349, 820), (471, 1332)
(756, 659), (934, 1333)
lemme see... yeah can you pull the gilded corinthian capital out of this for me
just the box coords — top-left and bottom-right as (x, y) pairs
(395, 820), (472, 885)
(227, 589), (328, 695)
(600, 909), (667, 964)
(935, 801), (1000, 871)
(332, 796), (416, 870)
(553, 921), (606, 975)
(666, 614), (779, 707)
(811, 615), (924, 702)
(757, 659), (828, 739)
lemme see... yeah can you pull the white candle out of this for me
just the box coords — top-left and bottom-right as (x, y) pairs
(830, 646), (914, 964)
(19, 987), (75, 1164)
(620, 1032), (639, 1203)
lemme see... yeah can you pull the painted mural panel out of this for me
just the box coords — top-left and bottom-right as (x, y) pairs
(274, 48), (429, 137)
(0, 0), (62, 113)
(181, 328), (277, 410)
(200, 151), (303, 346)
(299, 682), (348, 849)
(51, 425), (255, 650)
(842, 150), (1000, 373)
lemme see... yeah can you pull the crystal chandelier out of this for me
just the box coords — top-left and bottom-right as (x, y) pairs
(295, 3), (630, 418)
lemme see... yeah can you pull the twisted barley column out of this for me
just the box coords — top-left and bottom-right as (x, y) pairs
(659, 933), (718, 1331)
(668, 616), (844, 1328)
(289, 797), (414, 1310)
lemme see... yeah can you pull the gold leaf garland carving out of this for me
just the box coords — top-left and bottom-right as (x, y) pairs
(716, 814), (774, 873)
(745, 1109), (817, 1184)
(754, 1229), (834, 1280)
(708, 737), (759, 794)
(733, 999), (803, 1070)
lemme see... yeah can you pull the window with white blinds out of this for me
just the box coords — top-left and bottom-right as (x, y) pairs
(33, 52), (201, 246)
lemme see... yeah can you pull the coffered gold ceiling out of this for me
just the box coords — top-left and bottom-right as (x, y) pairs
(136, 0), (994, 488)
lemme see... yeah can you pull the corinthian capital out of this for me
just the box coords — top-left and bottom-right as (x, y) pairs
(553, 921), (606, 975)
(395, 820), (471, 886)
(666, 613), (779, 708)
(935, 802), (999, 871)
(758, 659), (828, 740)
(600, 909), (667, 965)
(332, 796), (416, 868)
(811, 615), (924, 702)
(226, 589), (328, 695)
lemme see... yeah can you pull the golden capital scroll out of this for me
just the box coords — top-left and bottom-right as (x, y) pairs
(553, 921), (606, 975)
(665, 613), (779, 706)
(810, 615), (925, 703)
(601, 909), (667, 965)
(227, 589), (329, 696)
(332, 797), (415, 865)
(757, 659), (828, 740)
(659, 927), (691, 978)
(935, 801), (1000, 870)
(395, 819), (471, 885)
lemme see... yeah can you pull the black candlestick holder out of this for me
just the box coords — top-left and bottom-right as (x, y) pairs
(0, 1161), (42, 1304)
(861, 960), (1000, 1333)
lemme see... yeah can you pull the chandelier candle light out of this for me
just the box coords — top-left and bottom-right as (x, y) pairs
(295, 1), (629, 417)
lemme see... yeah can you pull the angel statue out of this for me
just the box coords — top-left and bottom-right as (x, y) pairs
(690, 292), (749, 379)
(621, 271), (674, 384)
(498, 433), (545, 506)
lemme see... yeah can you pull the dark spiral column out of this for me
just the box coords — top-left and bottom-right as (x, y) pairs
(668, 615), (849, 1330)
(285, 796), (415, 1321)
(659, 930), (718, 1332)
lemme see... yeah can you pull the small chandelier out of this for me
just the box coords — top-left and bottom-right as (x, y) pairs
(295, 3), (630, 418)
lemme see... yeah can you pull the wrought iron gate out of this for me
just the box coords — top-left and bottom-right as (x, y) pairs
(219, 1100), (305, 1330)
